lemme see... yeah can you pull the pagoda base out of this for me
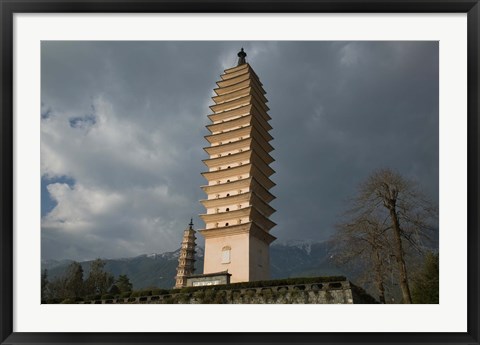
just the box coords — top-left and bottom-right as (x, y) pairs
(185, 271), (232, 287)
(200, 223), (275, 283)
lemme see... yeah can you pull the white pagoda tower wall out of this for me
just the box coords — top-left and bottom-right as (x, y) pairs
(199, 57), (276, 283)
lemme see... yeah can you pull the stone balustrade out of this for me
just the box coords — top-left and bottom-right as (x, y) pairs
(78, 280), (375, 304)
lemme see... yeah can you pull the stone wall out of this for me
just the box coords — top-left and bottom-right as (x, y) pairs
(80, 280), (376, 304)
(186, 271), (230, 287)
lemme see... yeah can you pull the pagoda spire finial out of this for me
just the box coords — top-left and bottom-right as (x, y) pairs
(189, 218), (194, 229)
(237, 48), (247, 66)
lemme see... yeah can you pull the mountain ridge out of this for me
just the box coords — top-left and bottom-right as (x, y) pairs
(42, 241), (343, 290)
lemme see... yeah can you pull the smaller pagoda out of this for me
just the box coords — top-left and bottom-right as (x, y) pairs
(174, 220), (197, 288)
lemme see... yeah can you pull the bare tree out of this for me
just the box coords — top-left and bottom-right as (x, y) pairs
(336, 168), (437, 304)
(333, 213), (391, 303)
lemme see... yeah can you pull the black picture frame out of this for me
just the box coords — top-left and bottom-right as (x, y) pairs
(1, 1), (479, 344)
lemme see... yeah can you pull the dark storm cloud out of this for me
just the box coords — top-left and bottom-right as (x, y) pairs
(257, 42), (438, 241)
(41, 41), (438, 260)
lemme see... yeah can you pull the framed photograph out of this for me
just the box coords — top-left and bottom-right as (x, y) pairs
(1, 1), (479, 344)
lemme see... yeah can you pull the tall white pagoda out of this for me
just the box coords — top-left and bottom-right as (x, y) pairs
(199, 49), (276, 283)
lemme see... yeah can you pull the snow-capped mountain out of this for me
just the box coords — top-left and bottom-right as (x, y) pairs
(42, 242), (340, 290)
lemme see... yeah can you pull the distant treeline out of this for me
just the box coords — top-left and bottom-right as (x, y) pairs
(42, 258), (134, 304)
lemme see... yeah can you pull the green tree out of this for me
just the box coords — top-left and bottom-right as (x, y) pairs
(41, 269), (49, 302)
(115, 274), (133, 293)
(65, 261), (84, 299)
(45, 262), (84, 303)
(48, 276), (68, 301)
(85, 259), (114, 295)
(411, 252), (439, 303)
(109, 284), (121, 295)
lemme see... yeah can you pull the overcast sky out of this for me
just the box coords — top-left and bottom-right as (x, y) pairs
(41, 41), (439, 261)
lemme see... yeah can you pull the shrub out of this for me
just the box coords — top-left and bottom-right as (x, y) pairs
(61, 298), (76, 304)
(130, 290), (152, 298)
(180, 287), (197, 293)
(85, 294), (101, 301)
(130, 291), (142, 298)
(109, 284), (120, 295)
(120, 291), (131, 298)
(151, 288), (169, 296)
